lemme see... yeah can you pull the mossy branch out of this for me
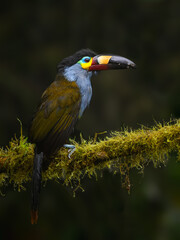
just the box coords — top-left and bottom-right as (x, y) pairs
(0, 120), (180, 192)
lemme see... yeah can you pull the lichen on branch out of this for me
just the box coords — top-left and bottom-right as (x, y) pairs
(0, 120), (180, 192)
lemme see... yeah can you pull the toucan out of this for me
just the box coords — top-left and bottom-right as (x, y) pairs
(29, 49), (136, 224)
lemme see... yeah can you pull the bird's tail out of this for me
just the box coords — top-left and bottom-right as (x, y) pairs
(31, 149), (43, 224)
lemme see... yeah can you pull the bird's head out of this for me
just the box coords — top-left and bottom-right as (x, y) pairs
(78, 53), (136, 71)
(57, 49), (136, 81)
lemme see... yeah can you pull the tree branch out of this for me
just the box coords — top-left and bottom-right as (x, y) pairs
(0, 120), (180, 192)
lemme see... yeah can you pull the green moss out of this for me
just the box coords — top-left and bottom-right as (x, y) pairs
(0, 135), (34, 191)
(0, 120), (180, 192)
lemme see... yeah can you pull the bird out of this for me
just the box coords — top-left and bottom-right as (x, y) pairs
(29, 48), (136, 224)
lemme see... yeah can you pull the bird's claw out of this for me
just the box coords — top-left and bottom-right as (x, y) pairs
(63, 144), (76, 158)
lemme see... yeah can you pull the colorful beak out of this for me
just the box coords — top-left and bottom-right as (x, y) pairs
(88, 55), (136, 71)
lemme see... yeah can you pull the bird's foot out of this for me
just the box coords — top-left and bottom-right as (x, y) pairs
(63, 144), (76, 158)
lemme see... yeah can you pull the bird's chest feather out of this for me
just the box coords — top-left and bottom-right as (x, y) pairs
(63, 64), (93, 117)
(77, 77), (92, 117)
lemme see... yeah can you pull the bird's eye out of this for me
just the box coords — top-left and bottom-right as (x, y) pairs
(84, 58), (90, 63)
(82, 56), (90, 63)
(78, 56), (92, 69)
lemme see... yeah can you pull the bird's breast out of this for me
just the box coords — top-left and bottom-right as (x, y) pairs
(76, 76), (92, 118)
(63, 64), (93, 118)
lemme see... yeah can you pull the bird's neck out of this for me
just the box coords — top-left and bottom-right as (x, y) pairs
(63, 63), (92, 82)
(63, 63), (93, 117)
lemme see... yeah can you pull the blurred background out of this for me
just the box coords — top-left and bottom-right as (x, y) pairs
(0, 0), (180, 239)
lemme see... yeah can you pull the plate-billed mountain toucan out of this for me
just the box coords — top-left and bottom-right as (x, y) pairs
(29, 49), (136, 224)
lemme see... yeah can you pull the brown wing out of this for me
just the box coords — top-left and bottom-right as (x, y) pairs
(29, 76), (81, 156)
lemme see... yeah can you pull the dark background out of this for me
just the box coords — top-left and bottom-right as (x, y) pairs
(0, 0), (180, 239)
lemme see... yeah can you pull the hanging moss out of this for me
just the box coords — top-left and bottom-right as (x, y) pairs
(0, 120), (180, 192)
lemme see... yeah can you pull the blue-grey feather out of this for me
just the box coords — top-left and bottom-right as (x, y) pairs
(63, 63), (93, 117)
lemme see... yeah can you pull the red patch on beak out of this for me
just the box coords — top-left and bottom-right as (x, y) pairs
(89, 56), (110, 71)
(89, 64), (109, 71)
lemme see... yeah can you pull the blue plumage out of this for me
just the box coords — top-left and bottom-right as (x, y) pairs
(63, 63), (93, 117)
